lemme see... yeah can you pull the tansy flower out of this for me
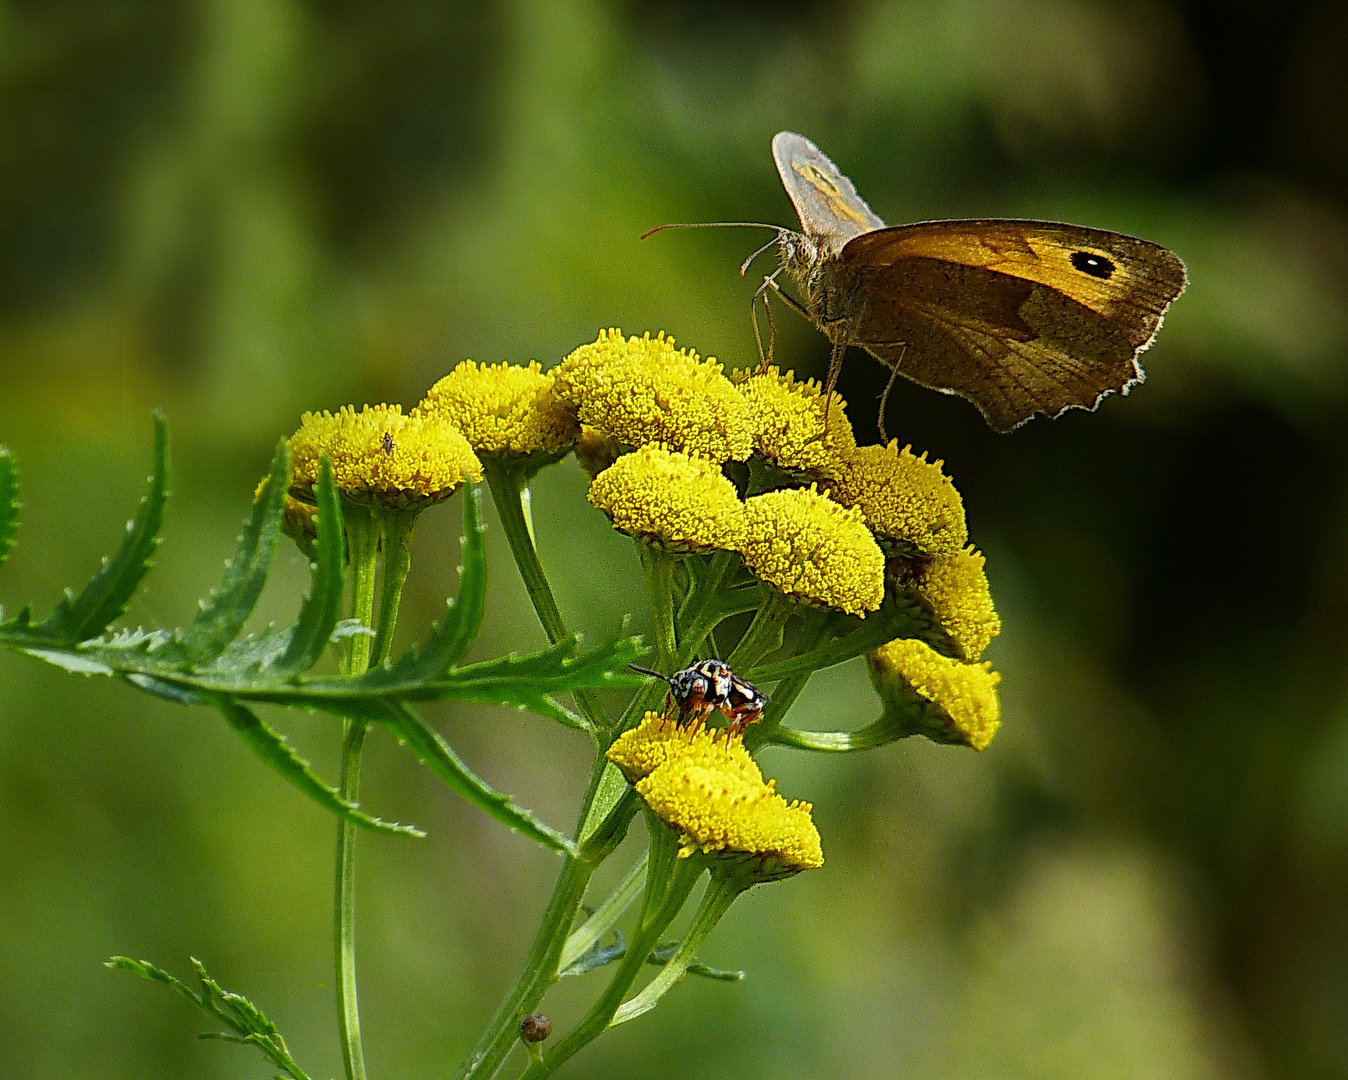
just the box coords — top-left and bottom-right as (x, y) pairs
(909, 546), (1001, 660)
(414, 360), (579, 460)
(587, 446), (746, 553)
(288, 404), (482, 507)
(741, 486), (884, 615)
(607, 712), (761, 785)
(827, 442), (967, 557)
(608, 713), (823, 875)
(552, 330), (754, 463)
(733, 367), (856, 475)
(867, 637), (1001, 751)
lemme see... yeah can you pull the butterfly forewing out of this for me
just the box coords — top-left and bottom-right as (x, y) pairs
(772, 132), (885, 254)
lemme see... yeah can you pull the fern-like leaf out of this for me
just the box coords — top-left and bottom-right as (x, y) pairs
(35, 413), (169, 645)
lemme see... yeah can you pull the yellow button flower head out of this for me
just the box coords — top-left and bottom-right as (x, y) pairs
(733, 367), (856, 475)
(911, 546), (1001, 660)
(552, 330), (755, 463)
(415, 360), (579, 459)
(827, 442), (968, 557)
(587, 446), (746, 553)
(288, 404), (482, 507)
(608, 713), (823, 876)
(741, 486), (884, 615)
(867, 637), (1001, 750)
(607, 712), (761, 786)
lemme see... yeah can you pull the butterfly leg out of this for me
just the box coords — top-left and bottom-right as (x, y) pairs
(876, 343), (907, 444)
(751, 269), (788, 370)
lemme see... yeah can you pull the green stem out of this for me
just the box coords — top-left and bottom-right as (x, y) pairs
(485, 463), (607, 732)
(743, 611), (831, 753)
(335, 717), (370, 1080)
(559, 852), (650, 972)
(674, 550), (739, 652)
(454, 751), (636, 1080)
(371, 509), (417, 667)
(611, 870), (744, 1025)
(334, 501), (382, 1080)
(520, 821), (704, 1080)
(454, 850), (596, 1080)
(638, 543), (679, 673)
(726, 591), (796, 672)
(342, 504), (380, 677)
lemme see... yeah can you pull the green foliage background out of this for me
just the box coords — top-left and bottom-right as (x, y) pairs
(2, 1), (1347, 1077)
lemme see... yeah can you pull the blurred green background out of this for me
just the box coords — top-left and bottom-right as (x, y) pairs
(2, 0), (1347, 1076)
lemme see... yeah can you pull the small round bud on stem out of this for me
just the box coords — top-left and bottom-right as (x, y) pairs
(520, 1013), (552, 1044)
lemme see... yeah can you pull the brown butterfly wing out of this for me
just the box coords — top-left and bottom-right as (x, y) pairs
(837, 221), (1187, 432)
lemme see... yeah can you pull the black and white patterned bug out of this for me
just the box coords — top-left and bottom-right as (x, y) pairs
(629, 659), (767, 735)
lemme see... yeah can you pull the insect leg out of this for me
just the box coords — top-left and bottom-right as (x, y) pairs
(727, 706), (764, 736)
(876, 343), (907, 445)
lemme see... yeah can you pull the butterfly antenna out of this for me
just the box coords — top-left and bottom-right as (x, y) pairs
(640, 221), (783, 242)
(628, 663), (674, 686)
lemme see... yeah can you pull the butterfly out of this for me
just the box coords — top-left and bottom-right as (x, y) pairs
(651, 133), (1188, 434)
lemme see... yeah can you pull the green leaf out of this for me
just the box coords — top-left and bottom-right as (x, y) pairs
(649, 944), (743, 981)
(560, 931), (627, 976)
(422, 635), (646, 714)
(162, 441), (286, 667)
(0, 446), (18, 569)
(36, 412), (169, 645)
(381, 484), (486, 680)
(107, 956), (313, 1080)
(211, 694), (422, 837)
(271, 459), (343, 675)
(373, 700), (578, 856)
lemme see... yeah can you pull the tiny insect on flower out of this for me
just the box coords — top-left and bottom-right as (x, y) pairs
(629, 660), (767, 735)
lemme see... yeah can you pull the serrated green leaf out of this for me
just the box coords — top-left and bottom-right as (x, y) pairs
(163, 441), (287, 667)
(244, 635), (645, 722)
(0, 446), (18, 569)
(35, 413), (169, 645)
(211, 695), (423, 837)
(271, 459), (343, 675)
(381, 484), (486, 680)
(107, 956), (312, 1080)
(373, 700), (577, 856)
(125, 673), (202, 704)
(423, 635), (646, 713)
(0, 604), (33, 637)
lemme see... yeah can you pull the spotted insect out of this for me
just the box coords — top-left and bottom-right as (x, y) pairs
(629, 659), (767, 735)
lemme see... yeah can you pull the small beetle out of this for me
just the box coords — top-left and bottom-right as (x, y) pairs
(629, 659), (767, 734)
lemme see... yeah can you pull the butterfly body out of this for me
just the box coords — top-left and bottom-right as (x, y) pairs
(769, 132), (1187, 433)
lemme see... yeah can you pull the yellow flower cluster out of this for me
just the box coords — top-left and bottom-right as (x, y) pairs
(826, 442), (967, 557)
(587, 446), (746, 553)
(564, 330), (986, 619)
(734, 367), (855, 474)
(741, 487), (884, 616)
(415, 360), (579, 460)
(867, 638), (1001, 751)
(288, 404), (482, 507)
(911, 547), (1001, 661)
(608, 713), (823, 874)
(553, 330), (754, 463)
